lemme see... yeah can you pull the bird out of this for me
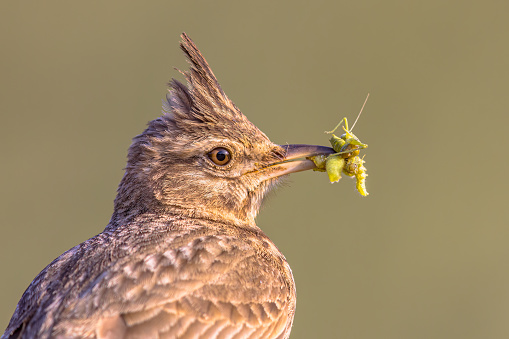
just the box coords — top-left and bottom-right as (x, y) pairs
(2, 33), (334, 339)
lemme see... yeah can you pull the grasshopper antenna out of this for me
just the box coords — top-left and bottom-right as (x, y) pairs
(350, 93), (370, 131)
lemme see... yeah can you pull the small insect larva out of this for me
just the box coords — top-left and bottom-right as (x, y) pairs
(343, 155), (368, 196)
(325, 154), (345, 183)
(310, 114), (369, 196)
(310, 154), (327, 173)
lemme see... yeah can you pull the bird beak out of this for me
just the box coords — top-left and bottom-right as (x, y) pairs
(260, 144), (335, 180)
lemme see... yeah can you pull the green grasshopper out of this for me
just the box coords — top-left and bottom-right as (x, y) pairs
(311, 110), (369, 196)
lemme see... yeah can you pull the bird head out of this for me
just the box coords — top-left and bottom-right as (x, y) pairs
(110, 34), (333, 228)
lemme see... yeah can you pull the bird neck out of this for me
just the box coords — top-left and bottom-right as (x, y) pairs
(107, 205), (257, 231)
(107, 174), (258, 231)
(107, 165), (263, 231)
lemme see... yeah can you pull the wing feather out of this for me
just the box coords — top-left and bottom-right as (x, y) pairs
(3, 221), (294, 339)
(57, 232), (292, 338)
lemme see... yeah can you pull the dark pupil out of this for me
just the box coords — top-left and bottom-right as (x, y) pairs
(216, 150), (227, 161)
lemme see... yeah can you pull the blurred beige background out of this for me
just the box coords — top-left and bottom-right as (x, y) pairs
(1, 1), (508, 338)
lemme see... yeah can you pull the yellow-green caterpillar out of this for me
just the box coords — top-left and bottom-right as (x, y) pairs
(344, 154), (368, 196)
(311, 117), (369, 196)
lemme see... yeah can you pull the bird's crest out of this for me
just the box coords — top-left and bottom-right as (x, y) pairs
(163, 33), (257, 139)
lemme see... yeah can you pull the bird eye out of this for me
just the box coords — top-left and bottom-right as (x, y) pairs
(207, 148), (232, 166)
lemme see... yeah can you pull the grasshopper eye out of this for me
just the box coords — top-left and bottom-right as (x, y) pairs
(208, 148), (232, 166)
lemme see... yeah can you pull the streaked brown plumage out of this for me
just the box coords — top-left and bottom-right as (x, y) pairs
(2, 34), (334, 339)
